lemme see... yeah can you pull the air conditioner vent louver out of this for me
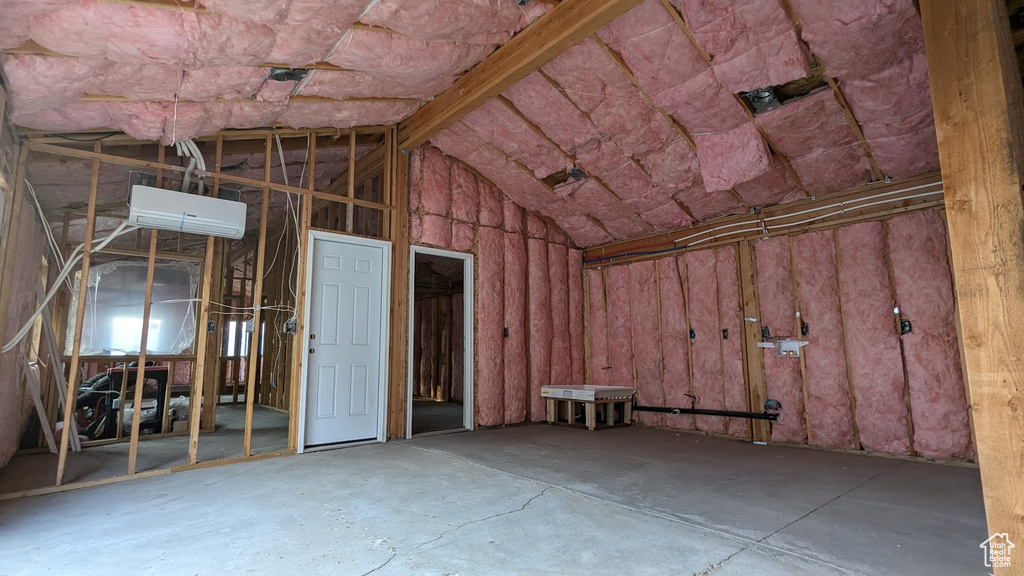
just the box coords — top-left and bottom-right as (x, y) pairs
(128, 185), (247, 240)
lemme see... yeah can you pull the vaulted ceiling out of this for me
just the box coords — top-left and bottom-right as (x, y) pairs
(0, 0), (938, 249)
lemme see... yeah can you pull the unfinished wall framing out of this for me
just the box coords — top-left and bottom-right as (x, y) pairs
(0, 125), (401, 496)
(583, 199), (973, 462)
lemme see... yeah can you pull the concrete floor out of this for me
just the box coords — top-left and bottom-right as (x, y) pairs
(0, 425), (986, 575)
(411, 399), (465, 435)
(0, 404), (288, 495)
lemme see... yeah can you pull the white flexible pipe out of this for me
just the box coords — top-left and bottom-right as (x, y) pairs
(2, 220), (139, 353)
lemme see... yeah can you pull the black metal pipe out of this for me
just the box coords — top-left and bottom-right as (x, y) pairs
(632, 404), (779, 421)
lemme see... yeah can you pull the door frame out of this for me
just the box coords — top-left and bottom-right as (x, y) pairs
(297, 230), (392, 453)
(407, 245), (475, 438)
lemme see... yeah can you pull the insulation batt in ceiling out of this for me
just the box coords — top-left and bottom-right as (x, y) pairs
(0, 0), (548, 141)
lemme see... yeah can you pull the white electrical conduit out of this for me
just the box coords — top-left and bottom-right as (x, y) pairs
(3, 220), (139, 353)
(673, 184), (943, 245)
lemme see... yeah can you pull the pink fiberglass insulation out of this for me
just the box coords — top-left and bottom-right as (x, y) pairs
(540, 204), (614, 248)
(430, 122), (557, 212)
(506, 198), (525, 234)
(840, 53), (940, 179)
(586, 269), (611, 386)
(732, 153), (807, 208)
(526, 212), (546, 239)
(256, 79), (296, 102)
(836, 221), (910, 455)
(683, 249), (726, 434)
(674, 185), (745, 222)
(410, 213), (424, 244)
(0, 1), (74, 50)
(452, 222), (475, 253)
(528, 238), (553, 421)
(633, 195), (693, 231)
(362, 0), (548, 45)
(563, 180), (648, 239)
(452, 292), (465, 403)
(693, 122), (772, 192)
(462, 99), (567, 180)
(755, 89), (873, 195)
(597, 0), (707, 97)
(419, 214), (452, 249)
(642, 137), (702, 190)
(786, 0), (923, 79)
(791, 230), (856, 450)
(504, 232), (528, 424)
(579, 151), (656, 204)
(628, 260), (665, 427)
(31, 1), (276, 67)
(543, 39), (678, 160)
(715, 246), (748, 438)
(753, 236), (806, 443)
(420, 299), (436, 397)
(549, 244), (573, 387)
(658, 257), (695, 430)
(197, 0), (290, 24)
(568, 250), (586, 383)
(674, 0), (809, 92)
(420, 146), (451, 216)
(326, 30), (495, 84)
(409, 147), (424, 213)
(887, 211), (972, 460)
(450, 161), (479, 223)
(278, 100), (421, 129)
(299, 69), (453, 101)
(605, 265), (635, 392)
(503, 72), (602, 157)
(476, 225), (505, 426)
(477, 180), (504, 228)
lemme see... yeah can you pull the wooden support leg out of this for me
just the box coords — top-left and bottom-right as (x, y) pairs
(546, 398), (555, 424)
(585, 402), (596, 430)
(623, 401), (632, 425)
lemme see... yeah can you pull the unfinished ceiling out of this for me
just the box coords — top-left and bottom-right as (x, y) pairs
(429, 0), (938, 247)
(1, 0), (939, 249)
(0, 0), (548, 143)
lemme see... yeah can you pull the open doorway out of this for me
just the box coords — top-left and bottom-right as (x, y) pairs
(408, 247), (473, 437)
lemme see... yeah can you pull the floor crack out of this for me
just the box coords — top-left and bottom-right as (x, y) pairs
(414, 487), (552, 551)
(360, 547), (397, 576)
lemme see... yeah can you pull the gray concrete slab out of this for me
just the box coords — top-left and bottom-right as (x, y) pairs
(0, 424), (987, 575)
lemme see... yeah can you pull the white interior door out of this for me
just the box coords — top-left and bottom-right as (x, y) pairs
(303, 234), (388, 447)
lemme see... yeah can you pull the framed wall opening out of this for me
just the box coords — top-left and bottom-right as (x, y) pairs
(407, 246), (474, 438)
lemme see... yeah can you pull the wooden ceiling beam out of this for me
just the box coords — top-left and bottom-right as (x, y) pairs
(396, 0), (643, 150)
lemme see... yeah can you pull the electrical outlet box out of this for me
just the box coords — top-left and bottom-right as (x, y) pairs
(284, 318), (297, 334)
(206, 320), (216, 333)
(758, 338), (809, 357)
(245, 319), (255, 333)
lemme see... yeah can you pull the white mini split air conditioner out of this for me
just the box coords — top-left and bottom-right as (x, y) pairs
(128, 185), (247, 239)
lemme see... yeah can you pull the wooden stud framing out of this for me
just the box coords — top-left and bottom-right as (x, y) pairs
(831, 227), (862, 450)
(737, 241), (770, 442)
(188, 135), (223, 464)
(55, 143), (102, 486)
(287, 137), (316, 450)
(386, 133), (411, 439)
(922, 0), (1024, 549)
(126, 229), (158, 475)
(242, 135), (273, 458)
(880, 220), (917, 456)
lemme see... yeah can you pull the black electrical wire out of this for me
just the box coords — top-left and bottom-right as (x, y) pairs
(52, 131), (120, 142)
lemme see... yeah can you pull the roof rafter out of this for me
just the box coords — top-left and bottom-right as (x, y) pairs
(396, 0), (643, 150)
